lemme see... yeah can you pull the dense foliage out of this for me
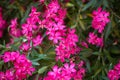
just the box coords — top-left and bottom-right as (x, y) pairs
(0, 0), (120, 80)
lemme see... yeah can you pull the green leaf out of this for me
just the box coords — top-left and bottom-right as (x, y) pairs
(103, 0), (109, 7)
(92, 52), (101, 55)
(104, 22), (112, 42)
(66, 3), (74, 7)
(32, 61), (40, 66)
(82, 0), (94, 11)
(38, 66), (48, 74)
(80, 48), (92, 57)
(101, 76), (109, 80)
(0, 61), (4, 69)
(92, 68), (102, 78)
(103, 49), (113, 62)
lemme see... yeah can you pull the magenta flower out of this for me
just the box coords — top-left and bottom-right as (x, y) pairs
(0, 72), (6, 80)
(2, 51), (35, 80)
(88, 32), (103, 47)
(20, 41), (31, 51)
(22, 6), (40, 40)
(44, 0), (60, 18)
(108, 61), (120, 80)
(9, 18), (22, 37)
(48, 65), (61, 79)
(5, 69), (15, 80)
(108, 70), (119, 80)
(55, 28), (79, 62)
(92, 7), (110, 33)
(62, 63), (76, 76)
(81, 41), (88, 48)
(32, 34), (43, 46)
(3, 51), (11, 62)
(44, 62), (85, 80)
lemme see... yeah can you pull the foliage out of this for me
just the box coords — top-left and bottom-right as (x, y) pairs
(0, 0), (120, 80)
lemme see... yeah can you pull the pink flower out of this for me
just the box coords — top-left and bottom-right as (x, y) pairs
(44, 0), (60, 18)
(66, 28), (78, 46)
(22, 6), (40, 40)
(20, 41), (31, 51)
(81, 41), (88, 48)
(108, 70), (119, 80)
(32, 34), (43, 46)
(62, 63), (76, 75)
(47, 29), (63, 44)
(73, 61), (86, 80)
(108, 61), (120, 80)
(44, 62), (85, 80)
(88, 32), (103, 47)
(5, 69), (15, 80)
(2, 51), (35, 80)
(92, 7), (110, 33)
(48, 65), (61, 79)
(55, 28), (79, 62)
(9, 18), (22, 37)
(0, 72), (6, 80)
(3, 51), (11, 62)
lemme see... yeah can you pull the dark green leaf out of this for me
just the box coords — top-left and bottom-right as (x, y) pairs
(38, 66), (48, 74)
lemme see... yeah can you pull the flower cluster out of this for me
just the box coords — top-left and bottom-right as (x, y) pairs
(9, 6), (43, 52)
(88, 32), (103, 47)
(9, 18), (22, 37)
(1, 1), (85, 80)
(43, 0), (66, 44)
(41, 0), (79, 62)
(22, 6), (41, 40)
(0, 7), (6, 38)
(1, 51), (35, 80)
(44, 61), (85, 80)
(108, 61), (120, 80)
(21, 6), (43, 47)
(88, 7), (110, 47)
(92, 7), (110, 33)
(55, 28), (79, 62)
(0, 68), (15, 80)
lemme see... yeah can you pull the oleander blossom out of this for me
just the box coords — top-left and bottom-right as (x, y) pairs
(2, 51), (35, 80)
(73, 61), (86, 80)
(44, 61), (85, 80)
(55, 28), (79, 62)
(88, 32), (103, 47)
(81, 41), (88, 48)
(22, 6), (40, 40)
(21, 6), (43, 49)
(43, 0), (66, 44)
(41, 0), (80, 62)
(108, 61), (120, 80)
(92, 7), (110, 33)
(19, 41), (31, 52)
(32, 34), (43, 47)
(9, 18), (22, 37)
(0, 69), (15, 80)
